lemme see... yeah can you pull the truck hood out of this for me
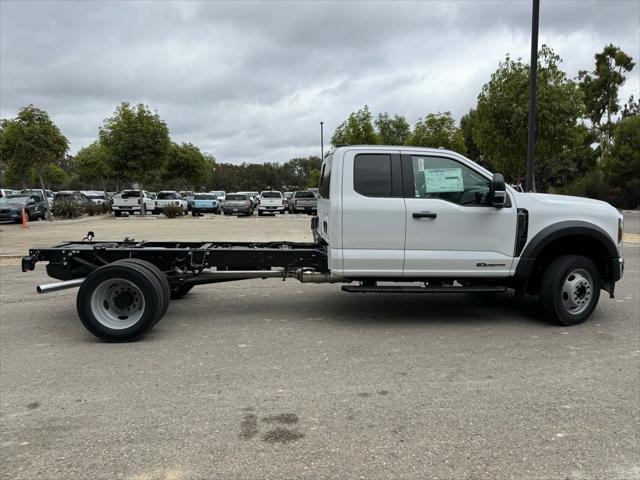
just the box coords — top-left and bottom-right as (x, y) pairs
(516, 192), (617, 212)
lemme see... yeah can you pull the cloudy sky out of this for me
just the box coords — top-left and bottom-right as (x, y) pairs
(1, 0), (638, 164)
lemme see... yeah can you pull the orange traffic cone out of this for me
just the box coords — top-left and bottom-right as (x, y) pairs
(20, 207), (28, 228)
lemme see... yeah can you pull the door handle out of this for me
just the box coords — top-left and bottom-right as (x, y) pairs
(413, 211), (437, 219)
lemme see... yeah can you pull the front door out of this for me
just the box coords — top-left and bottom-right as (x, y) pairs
(402, 153), (517, 277)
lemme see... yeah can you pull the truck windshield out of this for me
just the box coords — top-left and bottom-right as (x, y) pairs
(121, 191), (140, 198)
(262, 192), (282, 198)
(294, 191), (315, 198)
(226, 194), (246, 201)
(195, 194), (216, 200)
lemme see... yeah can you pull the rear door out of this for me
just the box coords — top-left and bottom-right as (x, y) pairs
(402, 153), (517, 277)
(341, 150), (406, 277)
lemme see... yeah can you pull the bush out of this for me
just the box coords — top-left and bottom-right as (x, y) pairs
(550, 169), (612, 203)
(163, 204), (184, 218)
(85, 203), (98, 216)
(51, 198), (83, 219)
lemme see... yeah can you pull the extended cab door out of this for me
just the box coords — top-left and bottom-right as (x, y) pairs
(402, 153), (517, 277)
(341, 150), (406, 276)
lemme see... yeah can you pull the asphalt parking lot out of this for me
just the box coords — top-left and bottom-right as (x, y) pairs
(1, 212), (639, 480)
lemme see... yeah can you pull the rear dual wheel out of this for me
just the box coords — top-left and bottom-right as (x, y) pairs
(76, 260), (170, 342)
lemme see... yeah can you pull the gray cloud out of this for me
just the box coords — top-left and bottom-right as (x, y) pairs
(1, 0), (638, 164)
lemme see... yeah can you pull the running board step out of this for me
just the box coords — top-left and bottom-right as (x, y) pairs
(341, 285), (508, 294)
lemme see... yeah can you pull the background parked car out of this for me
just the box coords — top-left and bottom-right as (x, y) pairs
(23, 189), (55, 203)
(0, 193), (47, 222)
(111, 190), (155, 216)
(54, 191), (93, 209)
(258, 191), (285, 216)
(192, 193), (220, 215)
(289, 190), (318, 214)
(223, 193), (254, 216)
(238, 192), (259, 209)
(0, 188), (20, 199)
(179, 191), (196, 211)
(283, 191), (293, 209)
(153, 191), (188, 214)
(81, 191), (108, 205)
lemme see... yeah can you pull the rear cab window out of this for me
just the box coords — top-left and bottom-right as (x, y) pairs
(353, 154), (393, 197)
(294, 191), (315, 198)
(261, 192), (282, 198)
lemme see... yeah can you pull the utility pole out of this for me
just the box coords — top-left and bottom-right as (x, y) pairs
(320, 121), (324, 159)
(525, 0), (540, 192)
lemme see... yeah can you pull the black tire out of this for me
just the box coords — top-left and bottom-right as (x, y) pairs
(540, 255), (601, 326)
(76, 263), (164, 341)
(192, 210), (197, 217)
(114, 211), (122, 217)
(170, 284), (194, 300)
(114, 259), (170, 319)
(258, 210), (263, 216)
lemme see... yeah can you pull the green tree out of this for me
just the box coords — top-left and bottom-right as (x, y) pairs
(406, 112), (466, 153)
(163, 142), (209, 190)
(305, 169), (320, 188)
(375, 113), (411, 145)
(459, 109), (482, 162)
(331, 106), (379, 146)
(74, 141), (112, 191)
(0, 105), (69, 216)
(281, 156), (322, 189)
(601, 115), (640, 208)
(472, 46), (585, 190)
(621, 95), (640, 119)
(99, 103), (170, 213)
(579, 44), (635, 151)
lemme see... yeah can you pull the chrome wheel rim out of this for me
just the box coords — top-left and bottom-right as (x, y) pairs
(90, 279), (145, 329)
(561, 268), (593, 315)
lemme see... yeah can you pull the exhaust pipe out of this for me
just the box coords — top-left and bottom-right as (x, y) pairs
(37, 278), (85, 294)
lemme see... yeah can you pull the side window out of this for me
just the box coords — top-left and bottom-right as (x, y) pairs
(319, 154), (332, 199)
(354, 154), (392, 197)
(411, 156), (490, 206)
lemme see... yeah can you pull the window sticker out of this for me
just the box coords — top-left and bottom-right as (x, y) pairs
(416, 157), (425, 172)
(424, 168), (464, 193)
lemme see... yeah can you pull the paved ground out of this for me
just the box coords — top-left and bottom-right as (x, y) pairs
(1, 213), (639, 479)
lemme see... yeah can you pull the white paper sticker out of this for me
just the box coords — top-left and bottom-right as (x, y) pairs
(417, 157), (425, 172)
(425, 168), (464, 193)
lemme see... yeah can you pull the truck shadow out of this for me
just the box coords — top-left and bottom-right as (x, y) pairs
(173, 284), (551, 329)
(312, 291), (548, 327)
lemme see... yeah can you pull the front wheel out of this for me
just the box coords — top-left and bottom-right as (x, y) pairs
(540, 255), (601, 326)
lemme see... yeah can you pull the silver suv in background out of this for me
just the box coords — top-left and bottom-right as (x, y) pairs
(223, 193), (254, 216)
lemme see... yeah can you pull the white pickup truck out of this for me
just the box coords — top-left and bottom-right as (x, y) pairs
(153, 191), (188, 215)
(111, 190), (155, 216)
(258, 191), (286, 215)
(24, 146), (624, 341)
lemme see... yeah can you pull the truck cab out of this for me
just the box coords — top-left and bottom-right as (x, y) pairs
(317, 146), (623, 321)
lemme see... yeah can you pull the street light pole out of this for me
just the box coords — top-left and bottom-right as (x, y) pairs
(320, 121), (324, 159)
(525, 0), (540, 192)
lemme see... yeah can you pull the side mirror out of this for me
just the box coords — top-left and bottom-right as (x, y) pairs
(490, 173), (506, 208)
(28, 198), (36, 205)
